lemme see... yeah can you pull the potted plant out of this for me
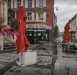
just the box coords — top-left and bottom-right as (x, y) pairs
(36, 7), (47, 17)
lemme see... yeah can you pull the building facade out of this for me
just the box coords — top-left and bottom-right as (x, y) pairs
(0, 1), (8, 50)
(69, 14), (77, 39)
(0, 1), (8, 25)
(8, 0), (54, 44)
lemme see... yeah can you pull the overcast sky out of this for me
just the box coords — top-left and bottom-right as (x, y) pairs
(54, 0), (77, 32)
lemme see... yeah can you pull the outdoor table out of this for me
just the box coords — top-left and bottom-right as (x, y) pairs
(38, 41), (46, 48)
(61, 43), (69, 52)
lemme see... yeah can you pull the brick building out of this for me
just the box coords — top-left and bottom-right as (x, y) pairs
(8, 0), (54, 44)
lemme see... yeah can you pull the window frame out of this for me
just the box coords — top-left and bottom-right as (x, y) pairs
(27, 12), (32, 21)
(39, 13), (44, 20)
(17, 0), (21, 8)
(28, 0), (32, 8)
(39, 0), (43, 7)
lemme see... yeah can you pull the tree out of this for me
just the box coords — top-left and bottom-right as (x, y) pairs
(53, 26), (59, 38)
(10, 18), (18, 31)
(9, 9), (18, 31)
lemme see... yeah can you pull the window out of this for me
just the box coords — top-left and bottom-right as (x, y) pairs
(39, 0), (43, 7)
(17, 0), (21, 8)
(28, 0), (32, 8)
(72, 34), (76, 38)
(28, 12), (32, 20)
(39, 13), (43, 20)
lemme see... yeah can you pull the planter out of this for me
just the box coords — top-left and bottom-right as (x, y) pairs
(16, 50), (37, 66)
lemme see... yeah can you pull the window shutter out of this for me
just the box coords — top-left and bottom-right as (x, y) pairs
(32, 0), (34, 8)
(21, 0), (23, 5)
(43, 12), (46, 22)
(43, 0), (46, 7)
(25, 0), (28, 8)
(32, 12), (34, 20)
(14, 0), (17, 8)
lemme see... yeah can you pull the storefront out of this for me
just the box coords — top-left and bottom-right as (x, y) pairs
(26, 24), (51, 44)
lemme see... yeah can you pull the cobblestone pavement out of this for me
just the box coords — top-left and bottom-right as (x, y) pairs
(1, 41), (77, 75)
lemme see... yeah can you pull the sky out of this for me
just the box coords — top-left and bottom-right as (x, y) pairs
(54, 0), (77, 32)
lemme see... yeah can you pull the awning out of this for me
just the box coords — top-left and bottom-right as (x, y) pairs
(26, 24), (52, 29)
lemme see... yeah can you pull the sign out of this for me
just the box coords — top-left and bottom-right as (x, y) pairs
(26, 24), (52, 29)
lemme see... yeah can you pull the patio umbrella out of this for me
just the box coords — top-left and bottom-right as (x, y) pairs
(63, 23), (70, 43)
(16, 6), (30, 54)
(1, 25), (13, 35)
(2, 25), (12, 30)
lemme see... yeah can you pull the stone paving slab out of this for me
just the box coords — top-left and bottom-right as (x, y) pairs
(53, 47), (77, 75)
(0, 47), (52, 75)
(0, 42), (53, 75)
(0, 53), (18, 63)
(0, 53), (19, 75)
